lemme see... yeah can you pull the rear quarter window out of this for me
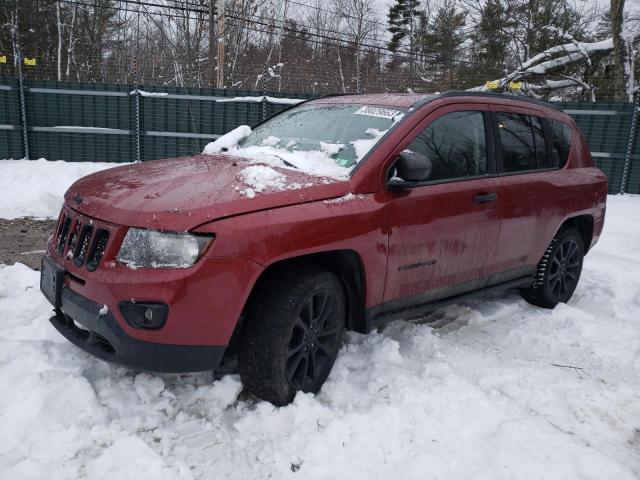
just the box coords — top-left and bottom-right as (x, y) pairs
(497, 113), (539, 172)
(550, 120), (573, 167)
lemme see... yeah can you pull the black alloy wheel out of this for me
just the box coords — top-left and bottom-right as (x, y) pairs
(521, 228), (584, 308)
(286, 288), (342, 391)
(547, 238), (581, 303)
(239, 265), (345, 405)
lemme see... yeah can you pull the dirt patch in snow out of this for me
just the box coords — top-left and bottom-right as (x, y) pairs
(0, 218), (55, 270)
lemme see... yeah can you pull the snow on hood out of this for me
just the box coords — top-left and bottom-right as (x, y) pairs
(235, 165), (305, 199)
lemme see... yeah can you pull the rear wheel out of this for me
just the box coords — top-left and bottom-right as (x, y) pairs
(238, 265), (345, 406)
(521, 228), (584, 308)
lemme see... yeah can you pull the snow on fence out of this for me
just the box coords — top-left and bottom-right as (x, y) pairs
(0, 78), (638, 194)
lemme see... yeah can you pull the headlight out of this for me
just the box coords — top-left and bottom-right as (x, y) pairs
(116, 228), (213, 269)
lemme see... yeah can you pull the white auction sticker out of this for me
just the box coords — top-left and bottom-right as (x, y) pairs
(354, 106), (403, 119)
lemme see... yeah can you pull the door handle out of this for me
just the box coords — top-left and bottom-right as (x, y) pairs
(473, 192), (497, 203)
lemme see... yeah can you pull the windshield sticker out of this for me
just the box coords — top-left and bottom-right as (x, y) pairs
(354, 106), (403, 120)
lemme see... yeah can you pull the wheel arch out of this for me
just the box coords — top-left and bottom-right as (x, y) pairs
(238, 250), (368, 337)
(557, 214), (594, 253)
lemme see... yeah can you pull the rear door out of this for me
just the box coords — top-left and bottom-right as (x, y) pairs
(382, 104), (502, 309)
(488, 105), (562, 282)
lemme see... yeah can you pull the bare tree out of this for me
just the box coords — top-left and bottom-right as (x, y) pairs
(339, 0), (377, 93)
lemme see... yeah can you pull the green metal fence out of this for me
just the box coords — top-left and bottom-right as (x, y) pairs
(0, 78), (311, 164)
(1, 78), (638, 194)
(559, 100), (640, 194)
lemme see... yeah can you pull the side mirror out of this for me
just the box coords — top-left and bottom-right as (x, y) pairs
(393, 150), (433, 183)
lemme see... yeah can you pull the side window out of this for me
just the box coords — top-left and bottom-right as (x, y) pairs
(403, 111), (487, 182)
(549, 120), (572, 167)
(497, 113), (539, 172)
(531, 116), (548, 167)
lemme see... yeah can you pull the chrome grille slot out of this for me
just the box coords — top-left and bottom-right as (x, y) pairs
(56, 216), (72, 255)
(86, 229), (110, 272)
(73, 224), (94, 267)
(67, 219), (81, 253)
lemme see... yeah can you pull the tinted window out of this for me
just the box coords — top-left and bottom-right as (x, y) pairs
(531, 116), (548, 167)
(550, 120), (572, 167)
(404, 111), (487, 181)
(497, 113), (540, 172)
(498, 113), (554, 170)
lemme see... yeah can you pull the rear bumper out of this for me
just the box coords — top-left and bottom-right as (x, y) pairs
(49, 285), (225, 373)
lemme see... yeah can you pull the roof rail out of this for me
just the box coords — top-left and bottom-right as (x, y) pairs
(316, 92), (358, 99)
(431, 90), (563, 111)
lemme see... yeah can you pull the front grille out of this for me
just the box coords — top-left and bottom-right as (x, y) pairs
(52, 207), (111, 271)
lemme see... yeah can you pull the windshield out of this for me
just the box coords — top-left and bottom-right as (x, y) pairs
(235, 103), (406, 178)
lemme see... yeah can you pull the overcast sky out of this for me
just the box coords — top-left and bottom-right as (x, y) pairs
(368, 0), (613, 28)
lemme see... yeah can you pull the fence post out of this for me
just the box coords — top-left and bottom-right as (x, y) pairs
(15, 51), (29, 160)
(261, 63), (268, 121)
(355, 44), (361, 94)
(620, 92), (639, 194)
(134, 88), (141, 162)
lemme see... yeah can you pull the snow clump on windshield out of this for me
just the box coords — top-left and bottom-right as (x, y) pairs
(203, 125), (252, 154)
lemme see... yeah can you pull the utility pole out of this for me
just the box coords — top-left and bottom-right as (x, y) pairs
(355, 44), (361, 94)
(216, 0), (225, 89)
(209, 0), (215, 87)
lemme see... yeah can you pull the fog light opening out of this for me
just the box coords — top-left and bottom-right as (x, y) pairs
(119, 302), (168, 330)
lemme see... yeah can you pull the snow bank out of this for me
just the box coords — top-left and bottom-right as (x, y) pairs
(1, 195), (640, 478)
(202, 125), (251, 154)
(0, 158), (121, 219)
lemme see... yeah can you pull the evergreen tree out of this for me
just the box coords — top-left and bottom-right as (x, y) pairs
(471, 0), (510, 80)
(387, 0), (422, 54)
(421, 2), (466, 86)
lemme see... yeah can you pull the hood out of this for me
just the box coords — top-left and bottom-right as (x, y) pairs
(65, 154), (350, 230)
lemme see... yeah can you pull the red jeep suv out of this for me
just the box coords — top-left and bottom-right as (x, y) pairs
(41, 92), (607, 405)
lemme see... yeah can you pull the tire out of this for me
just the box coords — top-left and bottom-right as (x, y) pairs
(238, 264), (346, 406)
(521, 228), (584, 309)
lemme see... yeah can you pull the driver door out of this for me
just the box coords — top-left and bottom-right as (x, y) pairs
(382, 104), (503, 310)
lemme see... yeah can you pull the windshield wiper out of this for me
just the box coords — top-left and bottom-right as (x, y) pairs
(269, 154), (297, 169)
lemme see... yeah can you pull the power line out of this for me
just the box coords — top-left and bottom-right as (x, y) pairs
(286, 0), (390, 30)
(123, 0), (467, 59)
(54, 0), (473, 64)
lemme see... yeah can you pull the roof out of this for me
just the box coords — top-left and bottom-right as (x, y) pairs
(308, 91), (563, 112)
(308, 93), (438, 109)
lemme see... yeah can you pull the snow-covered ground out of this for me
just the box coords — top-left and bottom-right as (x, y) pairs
(1, 158), (640, 478)
(0, 159), (120, 219)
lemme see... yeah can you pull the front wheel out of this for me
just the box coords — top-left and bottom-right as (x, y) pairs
(521, 228), (584, 309)
(238, 265), (345, 406)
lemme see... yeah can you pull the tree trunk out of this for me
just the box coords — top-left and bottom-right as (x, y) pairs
(65, 4), (77, 80)
(611, 0), (630, 102)
(56, 1), (62, 81)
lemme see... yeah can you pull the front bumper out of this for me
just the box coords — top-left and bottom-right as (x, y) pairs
(48, 282), (225, 373)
